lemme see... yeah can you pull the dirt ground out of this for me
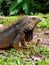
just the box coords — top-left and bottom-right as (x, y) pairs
(33, 28), (49, 45)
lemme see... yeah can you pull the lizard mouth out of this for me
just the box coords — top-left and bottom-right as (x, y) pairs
(24, 29), (33, 42)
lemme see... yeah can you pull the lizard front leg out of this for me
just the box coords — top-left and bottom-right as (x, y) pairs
(19, 31), (27, 48)
(21, 39), (27, 49)
(20, 31), (27, 48)
(13, 34), (23, 51)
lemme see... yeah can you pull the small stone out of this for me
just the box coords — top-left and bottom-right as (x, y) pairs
(44, 30), (49, 35)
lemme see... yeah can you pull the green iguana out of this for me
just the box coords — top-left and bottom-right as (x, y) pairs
(0, 16), (41, 51)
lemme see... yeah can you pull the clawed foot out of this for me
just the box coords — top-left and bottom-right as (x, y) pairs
(16, 47), (23, 52)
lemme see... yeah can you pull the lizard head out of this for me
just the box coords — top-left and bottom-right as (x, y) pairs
(24, 16), (41, 42)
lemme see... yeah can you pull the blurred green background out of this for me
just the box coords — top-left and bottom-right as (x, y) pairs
(0, 0), (49, 16)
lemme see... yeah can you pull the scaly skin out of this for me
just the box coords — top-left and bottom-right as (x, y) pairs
(0, 16), (41, 51)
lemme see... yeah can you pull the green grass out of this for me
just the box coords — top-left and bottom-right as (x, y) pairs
(0, 46), (49, 65)
(0, 16), (19, 24)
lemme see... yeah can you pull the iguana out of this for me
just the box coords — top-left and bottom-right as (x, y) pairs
(0, 16), (41, 51)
